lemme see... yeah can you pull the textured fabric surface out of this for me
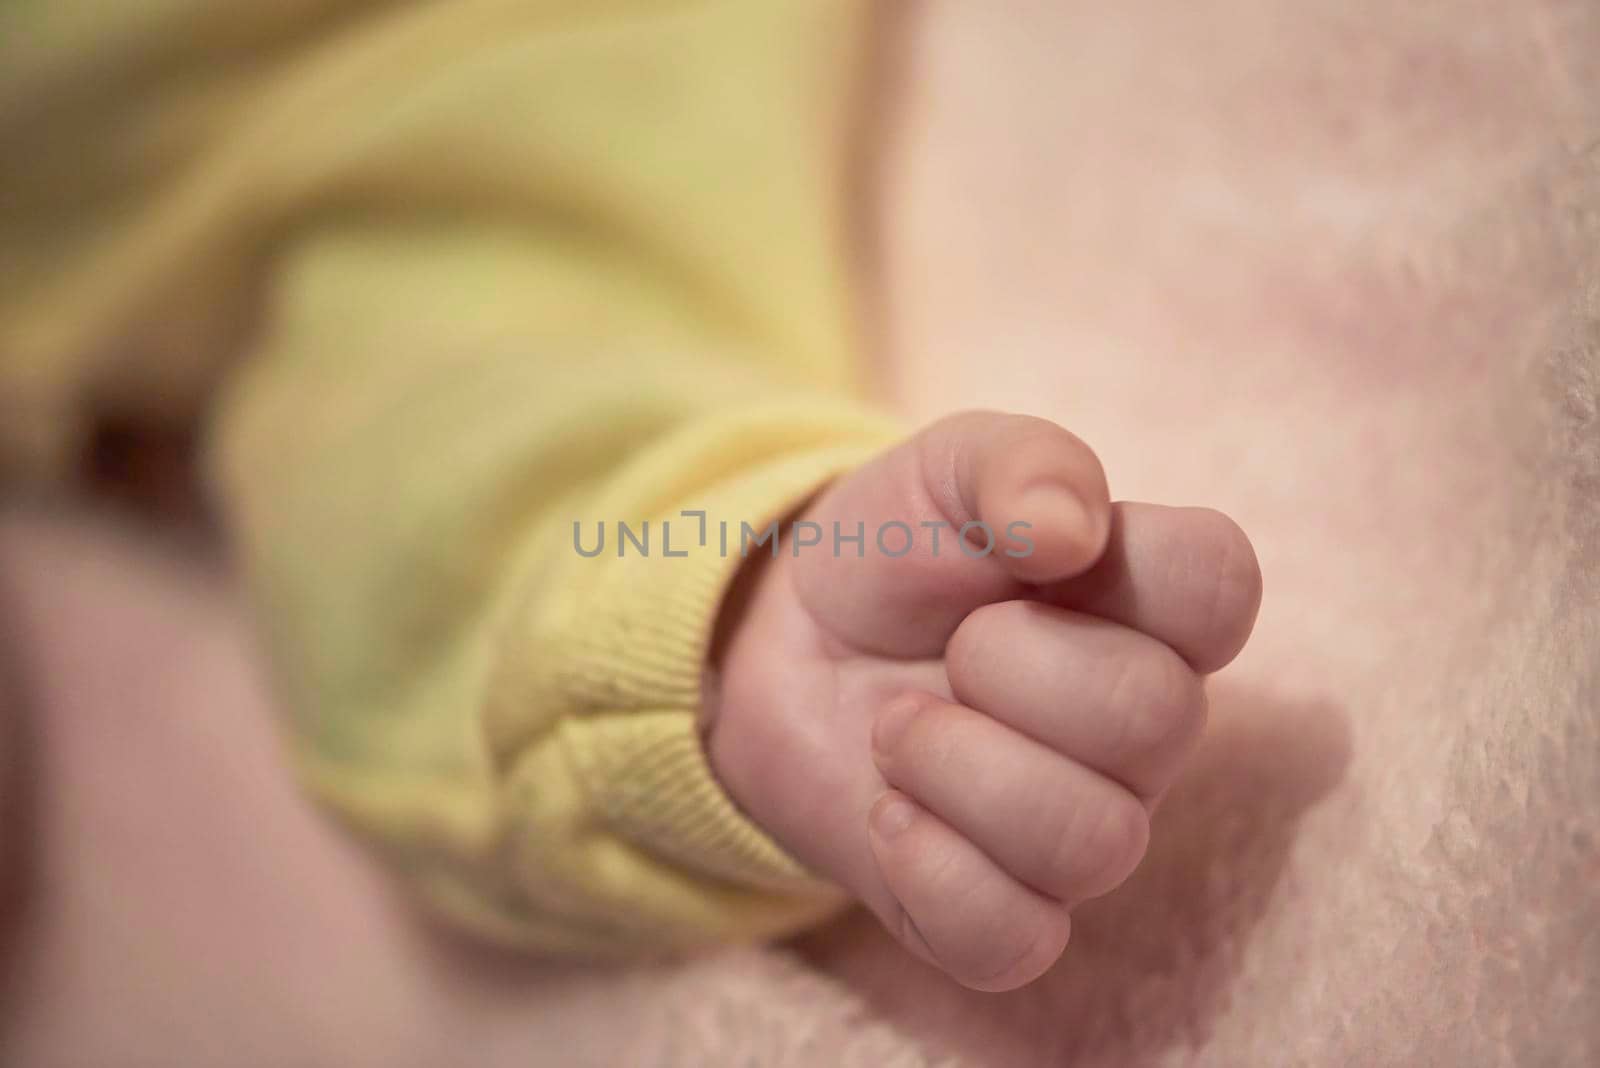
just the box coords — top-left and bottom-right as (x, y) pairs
(531, 947), (958, 1067)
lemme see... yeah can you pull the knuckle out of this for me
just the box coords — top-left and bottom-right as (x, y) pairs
(963, 911), (1070, 991)
(1111, 646), (1207, 761)
(1052, 791), (1149, 900)
(1087, 794), (1150, 892)
(1186, 509), (1264, 665)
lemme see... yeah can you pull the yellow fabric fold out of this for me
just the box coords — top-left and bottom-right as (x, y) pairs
(0, 0), (907, 951)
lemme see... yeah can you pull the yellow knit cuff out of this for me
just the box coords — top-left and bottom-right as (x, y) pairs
(483, 403), (905, 946)
(560, 440), (894, 889)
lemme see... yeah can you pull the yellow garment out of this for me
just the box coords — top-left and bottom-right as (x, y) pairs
(1, 0), (903, 952)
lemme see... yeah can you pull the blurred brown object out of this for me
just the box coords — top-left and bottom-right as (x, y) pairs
(82, 415), (203, 522)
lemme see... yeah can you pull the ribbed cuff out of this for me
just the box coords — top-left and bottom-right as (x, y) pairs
(486, 402), (904, 943)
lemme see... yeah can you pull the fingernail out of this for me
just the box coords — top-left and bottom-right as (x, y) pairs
(871, 792), (917, 840)
(873, 695), (921, 758)
(899, 912), (939, 965)
(1018, 483), (1092, 548)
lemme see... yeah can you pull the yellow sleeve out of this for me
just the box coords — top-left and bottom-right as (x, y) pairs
(196, 0), (901, 954)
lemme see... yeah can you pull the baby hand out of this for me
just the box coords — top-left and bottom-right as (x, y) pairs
(705, 411), (1261, 991)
